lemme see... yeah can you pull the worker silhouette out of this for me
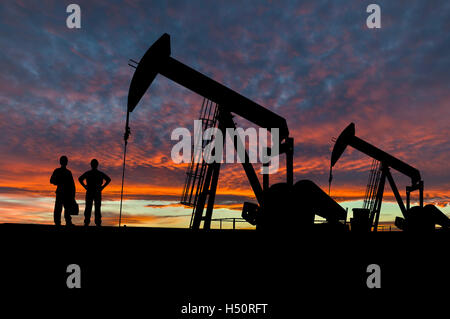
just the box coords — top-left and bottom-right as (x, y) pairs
(50, 156), (76, 227)
(78, 159), (111, 227)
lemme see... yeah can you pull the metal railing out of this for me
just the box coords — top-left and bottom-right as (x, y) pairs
(207, 218), (398, 231)
(210, 218), (249, 230)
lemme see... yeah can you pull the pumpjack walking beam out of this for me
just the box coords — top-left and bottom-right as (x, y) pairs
(128, 34), (289, 141)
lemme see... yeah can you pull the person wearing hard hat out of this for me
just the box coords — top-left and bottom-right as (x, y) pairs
(50, 155), (76, 227)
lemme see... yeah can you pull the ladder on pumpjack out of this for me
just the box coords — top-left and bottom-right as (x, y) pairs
(180, 98), (219, 228)
(362, 159), (382, 231)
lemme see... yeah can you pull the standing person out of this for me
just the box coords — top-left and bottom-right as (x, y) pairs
(78, 159), (111, 227)
(50, 155), (76, 227)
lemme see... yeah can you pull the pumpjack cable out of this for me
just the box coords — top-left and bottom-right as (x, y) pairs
(119, 110), (131, 227)
(328, 165), (333, 196)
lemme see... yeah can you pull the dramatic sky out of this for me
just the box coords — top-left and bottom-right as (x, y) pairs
(0, 0), (449, 228)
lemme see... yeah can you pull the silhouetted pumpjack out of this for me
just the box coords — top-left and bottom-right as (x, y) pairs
(126, 33), (347, 231)
(330, 123), (450, 232)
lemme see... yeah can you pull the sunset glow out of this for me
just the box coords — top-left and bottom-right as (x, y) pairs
(1, 1), (449, 228)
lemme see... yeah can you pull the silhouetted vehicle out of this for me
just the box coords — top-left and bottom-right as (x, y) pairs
(50, 156), (76, 226)
(78, 159), (111, 227)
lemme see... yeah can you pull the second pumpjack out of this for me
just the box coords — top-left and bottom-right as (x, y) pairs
(330, 123), (450, 232)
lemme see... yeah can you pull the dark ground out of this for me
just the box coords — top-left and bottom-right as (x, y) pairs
(1, 223), (448, 316)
